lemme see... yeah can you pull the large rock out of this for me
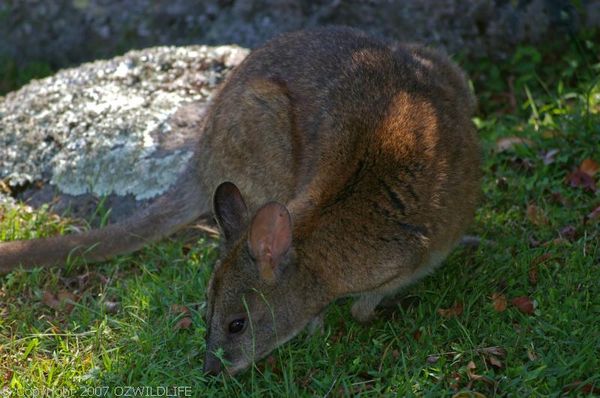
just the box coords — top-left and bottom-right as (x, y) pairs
(0, 45), (248, 221)
(1, 0), (596, 69)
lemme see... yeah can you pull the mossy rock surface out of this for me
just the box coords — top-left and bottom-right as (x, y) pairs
(0, 45), (249, 221)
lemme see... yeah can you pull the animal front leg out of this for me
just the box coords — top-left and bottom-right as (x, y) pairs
(351, 293), (384, 323)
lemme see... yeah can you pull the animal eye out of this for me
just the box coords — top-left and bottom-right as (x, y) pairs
(228, 318), (246, 334)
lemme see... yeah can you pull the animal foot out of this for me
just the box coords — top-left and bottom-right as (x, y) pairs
(351, 293), (384, 324)
(307, 313), (325, 335)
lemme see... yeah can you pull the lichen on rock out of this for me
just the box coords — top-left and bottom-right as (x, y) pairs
(0, 45), (249, 209)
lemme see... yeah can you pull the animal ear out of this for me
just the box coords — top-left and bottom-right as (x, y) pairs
(248, 202), (292, 284)
(213, 182), (248, 242)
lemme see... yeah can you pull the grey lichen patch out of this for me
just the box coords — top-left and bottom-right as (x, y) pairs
(0, 45), (249, 201)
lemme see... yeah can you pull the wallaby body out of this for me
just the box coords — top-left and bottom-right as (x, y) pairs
(0, 27), (480, 375)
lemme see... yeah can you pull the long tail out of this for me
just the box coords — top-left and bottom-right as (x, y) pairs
(0, 167), (210, 273)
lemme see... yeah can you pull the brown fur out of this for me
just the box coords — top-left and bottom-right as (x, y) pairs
(0, 27), (480, 375)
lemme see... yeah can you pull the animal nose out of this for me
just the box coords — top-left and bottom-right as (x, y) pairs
(203, 352), (223, 375)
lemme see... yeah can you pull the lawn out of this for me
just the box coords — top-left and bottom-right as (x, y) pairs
(1, 30), (599, 397)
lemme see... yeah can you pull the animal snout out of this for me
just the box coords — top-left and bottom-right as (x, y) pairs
(203, 352), (223, 376)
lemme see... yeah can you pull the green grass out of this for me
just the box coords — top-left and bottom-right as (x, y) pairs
(0, 57), (53, 96)
(1, 32), (599, 397)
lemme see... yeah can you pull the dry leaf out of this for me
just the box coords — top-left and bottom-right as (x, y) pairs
(0, 180), (11, 195)
(531, 253), (553, 266)
(542, 237), (569, 247)
(427, 355), (440, 364)
(480, 346), (507, 358)
(541, 149), (559, 165)
(526, 204), (548, 226)
(481, 347), (506, 368)
(42, 291), (61, 309)
(549, 191), (568, 206)
(496, 136), (533, 152)
(491, 293), (507, 312)
(466, 361), (494, 386)
(528, 265), (538, 286)
(3, 369), (14, 384)
(438, 302), (463, 318)
(580, 158), (599, 176)
(527, 347), (538, 361)
(559, 225), (577, 241)
(171, 304), (191, 315)
(584, 205), (600, 223)
(449, 371), (463, 391)
(565, 169), (596, 192)
(174, 317), (193, 330)
(511, 296), (535, 315)
(57, 290), (77, 313)
(413, 329), (423, 341)
(487, 355), (503, 369)
(42, 290), (77, 313)
(563, 381), (600, 395)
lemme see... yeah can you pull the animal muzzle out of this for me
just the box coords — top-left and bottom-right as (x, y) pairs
(203, 352), (223, 375)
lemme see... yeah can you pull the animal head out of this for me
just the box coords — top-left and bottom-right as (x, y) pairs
(203, 182), (325, 375)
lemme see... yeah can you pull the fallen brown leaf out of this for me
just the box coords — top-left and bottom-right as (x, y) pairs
(580, 158), (599, 176)
(528, 265), (538, 286)
(565, 169), (596, 192)
(562, 381), (600, 395)
(491, 293), (507, 312)
(413, 329), (422, 341)
(541, 148), (559, 165)
(531, 253), (553, 266)
(427, 355), (440, 364)
(527, 347), (538, 361)
(57, 290), (77, 313)
(438, 302), (463, 318)
(3, 368), (14, 385)
(42, 291), (60, 309)
(466, 361), (495, 386)
(42, 290), (78, 313)
(59, 271), (109, 294)
(584, 204), (600, 223)
(542, 237), (570, 247)
(528, 236), (541, 248)
(548, 191), (569, 206)
(559, 225), (577, 241)
(496, 136), (533, 152)
(0, 180), (11, 195)
(527, 204), (549, 226)
(487, 355), (503, 369)
(511, 296), (535, 315)
(170, 304), (191, 315)
(449, 371), (463, 391)
(479, 346), (507, 358)
(174, 317), (193, 330)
